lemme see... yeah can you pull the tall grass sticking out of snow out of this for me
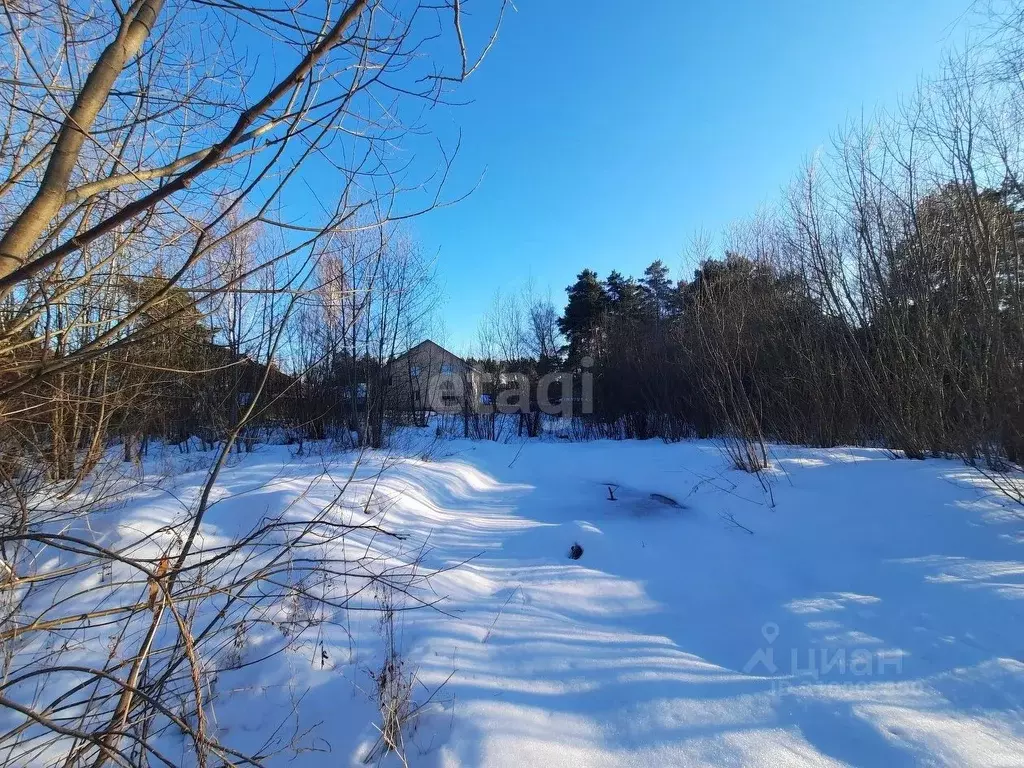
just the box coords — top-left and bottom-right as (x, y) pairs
(366, 581), (414, 765)
(0, 440), (420, 767)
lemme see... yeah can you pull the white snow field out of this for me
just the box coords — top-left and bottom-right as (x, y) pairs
(23, 435), (1024, 766)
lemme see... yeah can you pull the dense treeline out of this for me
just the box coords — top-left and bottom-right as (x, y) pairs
(473, 169), (1024, 476)
(544, 18), (1024, 474)
(561, 186), (1024, 470)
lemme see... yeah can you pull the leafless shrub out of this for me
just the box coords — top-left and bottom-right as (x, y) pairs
(365, 581), (415, 765)
(721, 432), (769, 474)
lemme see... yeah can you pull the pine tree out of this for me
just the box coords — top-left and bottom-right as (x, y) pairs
(641, 260), (674, 320)
(558, 269), (608, 363)
(604, 270), (645, 320)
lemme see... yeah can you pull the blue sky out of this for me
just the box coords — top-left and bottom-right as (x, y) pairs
(409, 0), (974, 352)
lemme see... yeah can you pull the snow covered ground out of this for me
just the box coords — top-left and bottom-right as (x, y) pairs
(21, 434), (1024, 766)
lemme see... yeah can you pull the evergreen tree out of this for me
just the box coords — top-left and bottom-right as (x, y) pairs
(604, 270), (644, 319)
(641, 260), (674, 320)
(558, 269), (608, 363)
(666, 279), (688, 319)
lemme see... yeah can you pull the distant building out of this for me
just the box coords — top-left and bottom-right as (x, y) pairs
(386, 340), (481, 414)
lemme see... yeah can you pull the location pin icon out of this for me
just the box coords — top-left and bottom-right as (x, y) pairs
(762, 622), (780, 645)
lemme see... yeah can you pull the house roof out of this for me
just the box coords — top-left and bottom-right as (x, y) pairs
(388, 339), (479, 372)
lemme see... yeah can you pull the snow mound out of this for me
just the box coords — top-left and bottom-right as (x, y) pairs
(14, 438), (1024, 767)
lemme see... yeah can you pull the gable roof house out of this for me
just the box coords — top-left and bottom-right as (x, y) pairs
(386, 340), (481, 415)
